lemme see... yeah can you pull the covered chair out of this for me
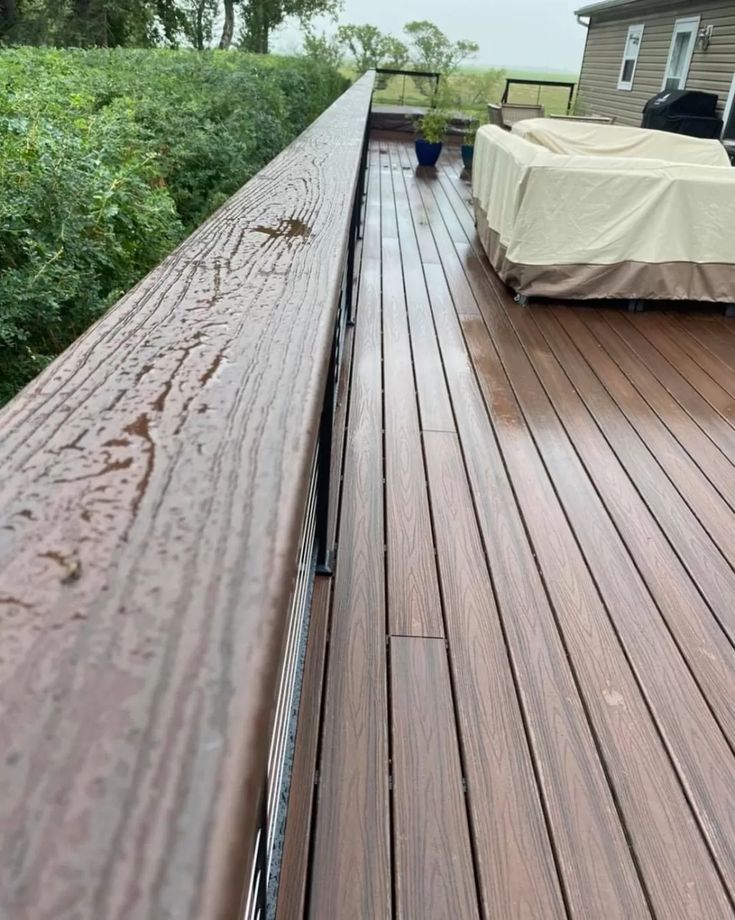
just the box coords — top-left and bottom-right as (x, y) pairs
(501, 102), (545, 127)
(487, 103), (505, 128)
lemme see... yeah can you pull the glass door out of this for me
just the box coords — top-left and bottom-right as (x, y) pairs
(662, 17), (700, 91)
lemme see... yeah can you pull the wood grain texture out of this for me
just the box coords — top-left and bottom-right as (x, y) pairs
(557, 306), (735, 574)
(387, 145), (454, 433)
(458, 304), (735, 900)
(633, 314), (735, 428)
(458, 310), (733, 919)
(0, 74), (375, 920)
(308, 253), (391, 920)
(400, 171), (651, 920)
(380, 156), (443, 638)
(423, 431), (567, 920)
(671, 316), (735, 401)
(582, 310), (735, 512)
(417, 163), (735, 916)
(390, 636), (478, 920)
(607, 313), (735, 462)
(382, 253), (443, 636)
(512, 309), (735, 744)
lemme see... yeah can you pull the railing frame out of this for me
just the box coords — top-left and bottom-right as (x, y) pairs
(502, 77), (577, 114)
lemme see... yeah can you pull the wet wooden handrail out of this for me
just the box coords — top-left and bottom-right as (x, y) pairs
(0, 71), (374, 920)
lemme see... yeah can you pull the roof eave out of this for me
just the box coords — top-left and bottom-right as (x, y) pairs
(574, 0), (661, 17)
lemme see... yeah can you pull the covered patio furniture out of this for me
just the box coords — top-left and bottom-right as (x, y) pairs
(472, 119), (735, 302)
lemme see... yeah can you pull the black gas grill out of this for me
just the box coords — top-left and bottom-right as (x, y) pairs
(641, 89), (723, 139)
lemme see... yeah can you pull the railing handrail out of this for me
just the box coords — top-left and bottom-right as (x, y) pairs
(0, 70), (375, 920)
(502, 77), (578, 114)
(375, 66), (441, 80)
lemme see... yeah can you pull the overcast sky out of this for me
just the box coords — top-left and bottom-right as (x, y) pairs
(271, 0), (588, 73)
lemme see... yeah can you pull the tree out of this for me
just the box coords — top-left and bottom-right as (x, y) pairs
(179, 0), (218, 49)
(0, 0), (18, 37)
(1, 0), (165, 46)
(381, 35), (408, 69)
(236, 0), (340, 54)
(336, 24), (383, 73)
(219, 0), (234, 47)
(336, 23), (408, 74)
(403, 20), (478, 74)
(302, 28), (342, 69)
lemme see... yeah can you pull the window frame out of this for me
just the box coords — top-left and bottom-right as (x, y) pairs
(661, 15), (701, 91)
(617, 23), (645, 91)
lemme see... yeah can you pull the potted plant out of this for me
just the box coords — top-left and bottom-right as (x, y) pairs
(415, 107), (450, 167)
(461, 116), (479, 169)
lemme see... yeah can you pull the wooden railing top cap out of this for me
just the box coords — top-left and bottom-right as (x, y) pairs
(0, 71), (374, 920)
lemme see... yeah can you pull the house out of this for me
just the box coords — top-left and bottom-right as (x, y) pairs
(574, 0), (735, 136)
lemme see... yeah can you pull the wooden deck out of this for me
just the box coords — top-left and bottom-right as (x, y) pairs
(278, 138), (735, 919)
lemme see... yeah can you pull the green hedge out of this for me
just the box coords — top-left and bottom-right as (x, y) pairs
(0, 49), (348, 403)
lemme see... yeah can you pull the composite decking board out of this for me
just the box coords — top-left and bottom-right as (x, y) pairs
(633, 314), (735, 427)
(396, 148), (479, 316)
(533, 310), (735, 650)
(680, 316), (735, 379)
(605, 313), (735, 462)
(671, 317), (735, 401)
(439, 230), (735, 744)
(581, 311), (735, 513)
(450, 318), (734, 919)
(386, 144), (455, 433)
(381, 239), (444, 638)
(400, 159), (654, 920)
(379, 149), (444, 638)
(508, 309), (735, 742)
(555, 307), (735, 575)
(361, 148), (383, 263)
(418, 168), (735, 915)
(390, 636), (479, 920)
(308, 252), (391, 919)
(423, 430), (568, 920)
(459, 304), (735, 897)
(298, 140), (735, 918)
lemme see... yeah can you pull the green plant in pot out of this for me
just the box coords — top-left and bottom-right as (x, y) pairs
(461, 116), (479, 169)
(415, 107), (450, 167)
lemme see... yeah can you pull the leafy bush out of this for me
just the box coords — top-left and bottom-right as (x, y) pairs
(0, 48), (348, 404)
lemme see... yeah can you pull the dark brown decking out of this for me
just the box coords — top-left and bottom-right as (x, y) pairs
(277, 138), (735, 920)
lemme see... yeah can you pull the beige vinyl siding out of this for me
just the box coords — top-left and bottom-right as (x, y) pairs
(578, 0), (735, 126)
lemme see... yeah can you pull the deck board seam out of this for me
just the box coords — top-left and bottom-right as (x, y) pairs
(383, 140), (484, 920)
(399, 144), (579, 920)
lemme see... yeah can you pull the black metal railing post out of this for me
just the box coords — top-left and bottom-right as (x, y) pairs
(315, 326), (337, 576)
(256, 788), (268, 918)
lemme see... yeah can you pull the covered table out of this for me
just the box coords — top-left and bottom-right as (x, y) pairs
(472, 119), (735, 302)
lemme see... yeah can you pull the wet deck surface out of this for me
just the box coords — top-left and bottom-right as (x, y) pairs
(278, 138), (735, 920)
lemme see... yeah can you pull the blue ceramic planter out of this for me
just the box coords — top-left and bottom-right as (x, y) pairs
(415, 139), (443, 167)
(461, 144), (474, 168)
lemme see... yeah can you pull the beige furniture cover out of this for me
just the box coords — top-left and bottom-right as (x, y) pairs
(472, 119), (735, 301)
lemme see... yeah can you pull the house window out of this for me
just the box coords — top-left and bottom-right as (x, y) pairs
(662, 16), (700, 90)
(617, 24), (644, 91)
